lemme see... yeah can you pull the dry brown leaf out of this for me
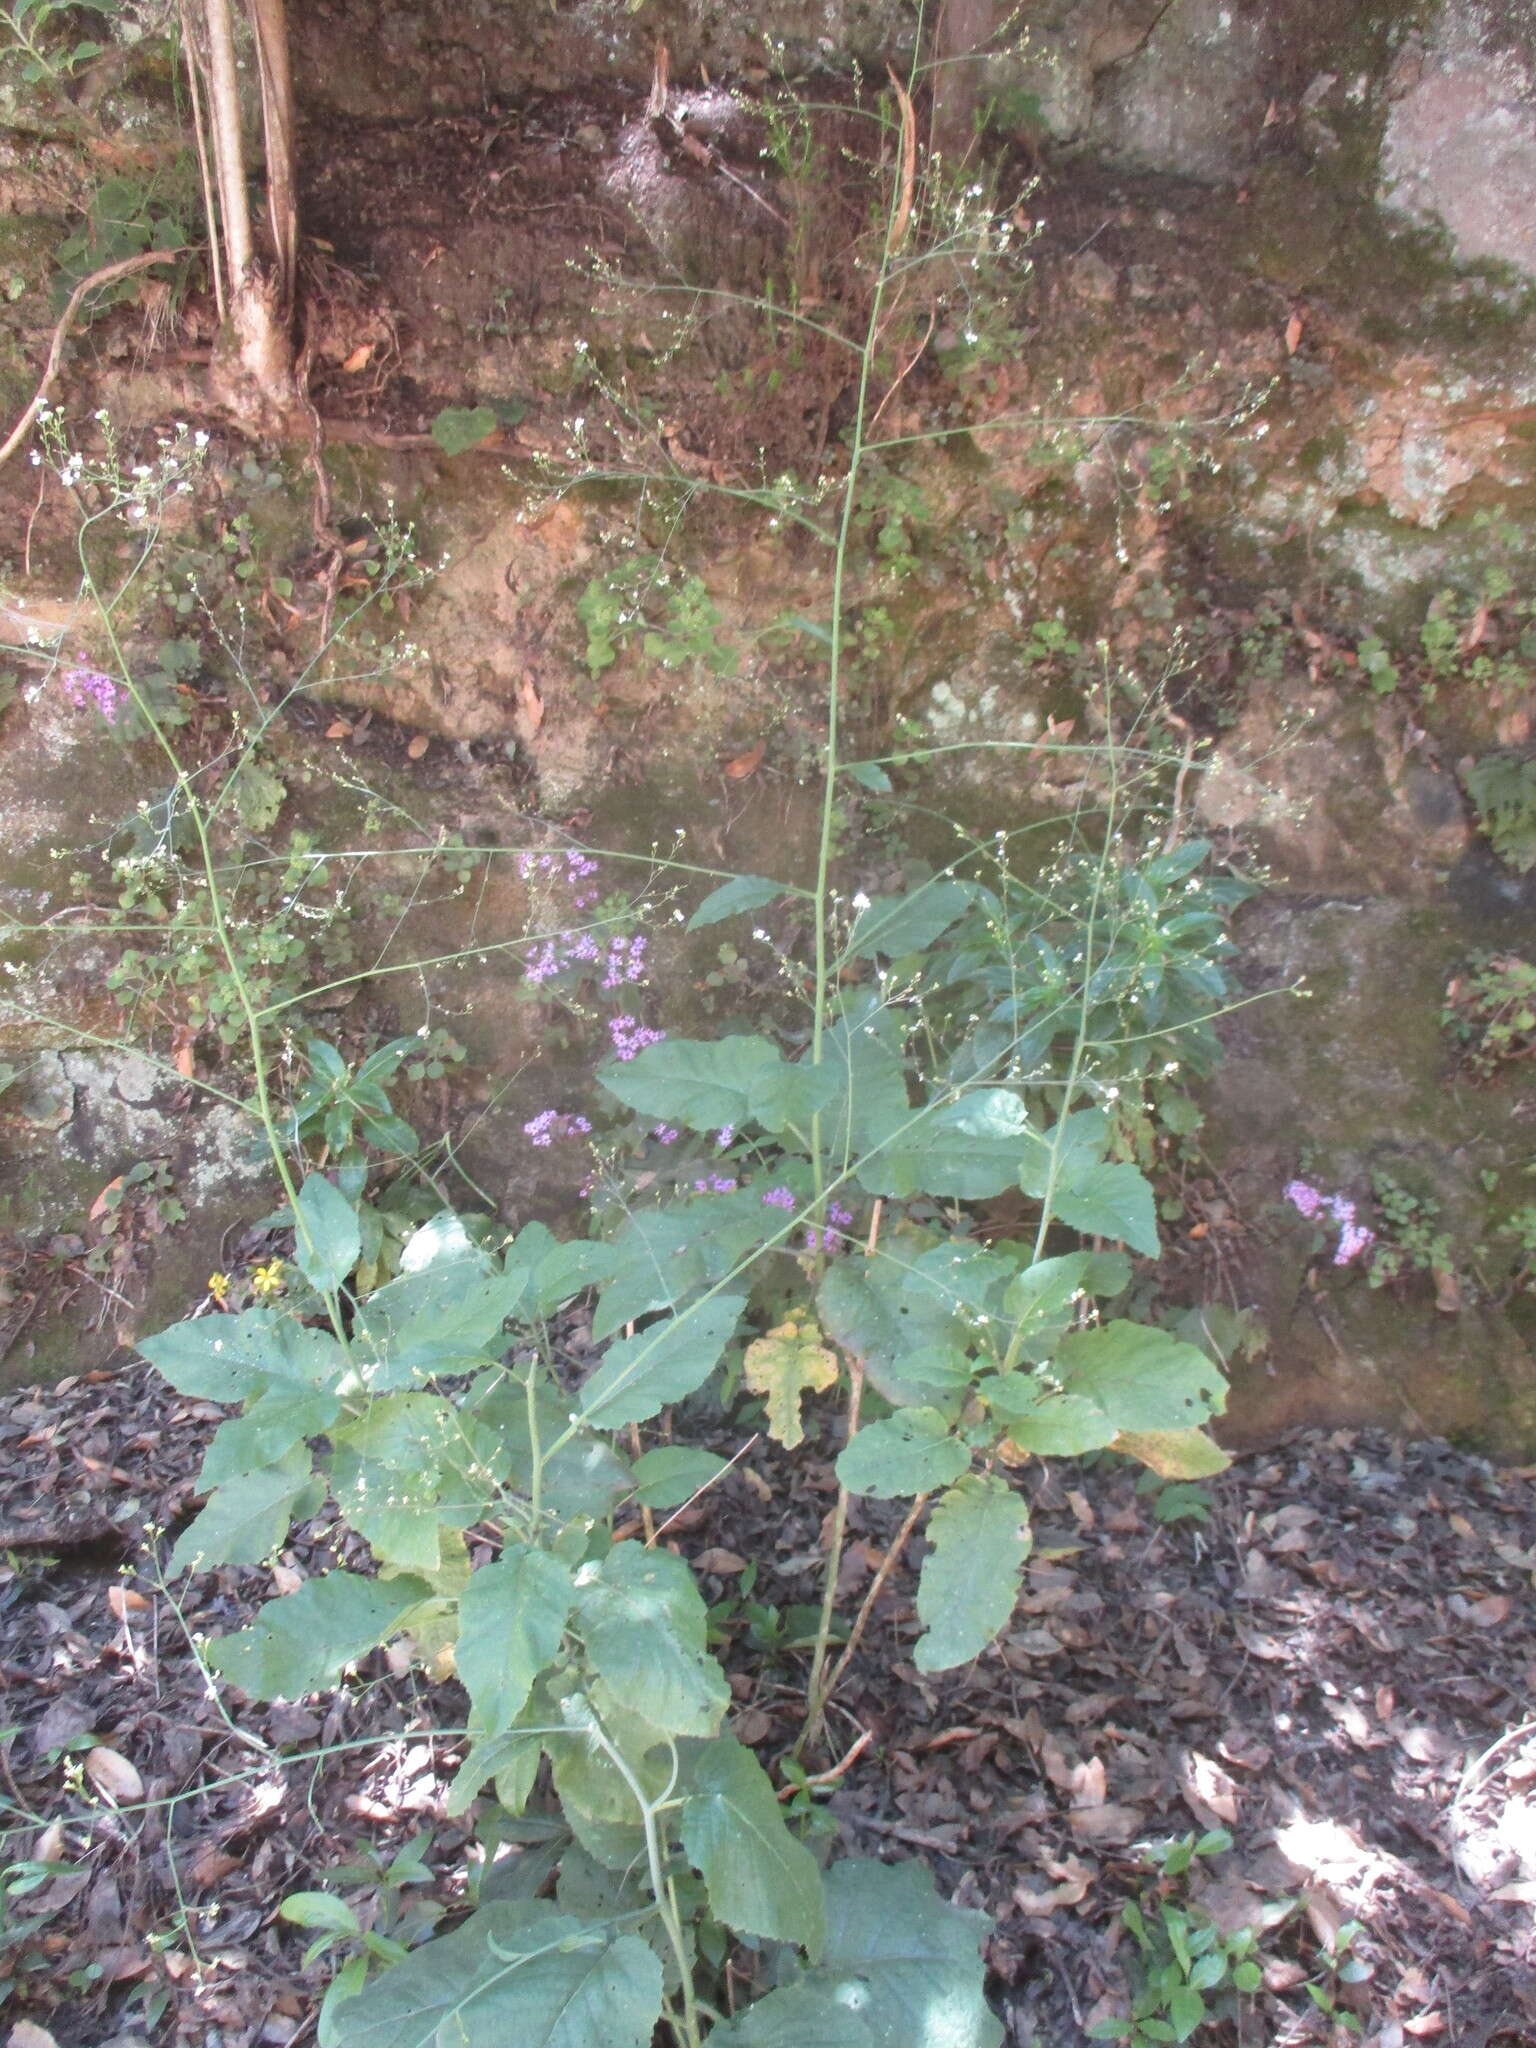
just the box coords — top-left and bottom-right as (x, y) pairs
(693, 1548), (748, 1574)
(88, 1176), (123, 1224)
(724, 740), (765, 780)
(406, 733), (430, 760)
(1180, 1750), (1240, 1826)
(271, 1562), (304, 1595)
(1014, 1858), (1092, 1915)
(107, 1585), (149, 1621)
(1067, 1802), (1142, 1844)
(85, 1746), (143, 1804)
(8, 2022), (61, 2048)
(190, 1845), (242, 1887)
(1470, 1593), (1511, 1627)
(33, 1822), (64, 1865)
(1069, 1756), (1108, 1809)
(325, 719), (353, 740)
(341, 342), (374, 373)
(1284, 309), (1305, 353)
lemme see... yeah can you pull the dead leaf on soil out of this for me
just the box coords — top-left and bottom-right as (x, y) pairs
(518, 674), (545, 738)
(326, 719), (353, 740)
(1014, 1855), (1092, 1916)
(1068, 1802), (1143, 1844)
(1179, 1750), (1240, 1827)
(693, 1548), (748, 1574)
(84, 1746), (143, 1804)
(107, 1585), (149, 1621)
(8, 2022), (61, 2048)
(1284, 309), (1305, 353)
(341, 342), (374, 373)
(724, 740), (765, 780)
(406, 733), (430, 760)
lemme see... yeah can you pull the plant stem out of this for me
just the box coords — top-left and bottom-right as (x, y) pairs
(797, 1358), (863, 1760)
(817, 1489), (928, 1708)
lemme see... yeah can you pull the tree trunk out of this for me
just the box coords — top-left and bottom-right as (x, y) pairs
(929, 0), (1001, 166)
(194, 0), (302, 437)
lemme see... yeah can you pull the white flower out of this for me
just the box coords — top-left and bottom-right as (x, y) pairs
(851, 891), (871, 911)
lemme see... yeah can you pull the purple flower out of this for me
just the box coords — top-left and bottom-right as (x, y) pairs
(694, 1174), (737, 1194)
(652, 1124), (680, 1145)
(761, 1185), (795, 1210)
(524, 1109), (593, 1147)
(716, 1126), (735, 1150)
(1284, 1180), (1325, 1219)
(828, 1202), (855, 1229)
(609, 1015), (665, 1062)
(1334, 1223), (1376, 1266)
(61, 667), (124, 722)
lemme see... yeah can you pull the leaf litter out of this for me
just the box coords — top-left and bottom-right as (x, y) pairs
(2, 1363), (1535, 2046)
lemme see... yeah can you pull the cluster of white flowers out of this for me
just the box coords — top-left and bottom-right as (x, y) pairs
(31, 403), (209, 518)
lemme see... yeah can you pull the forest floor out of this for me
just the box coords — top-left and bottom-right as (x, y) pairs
(3, 1353), (1534, 2048)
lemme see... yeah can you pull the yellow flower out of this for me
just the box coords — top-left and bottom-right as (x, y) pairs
(250, 1258), (287, 1300)
(206, 1271), (230, 1303)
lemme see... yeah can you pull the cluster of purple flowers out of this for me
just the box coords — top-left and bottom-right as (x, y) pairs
(61, 667), (124, 722)
(519, 848), (599, 885)
(602, 933), (648, 988)
(652, 1124), (680, 1145)
(1284, 1180), (1376, 1266)
(523, 1109), (593, 1148)
(610, 1015), (665, 1062)
(761, 1185), (796, 1210)
(525, 932), (602, 985)
(802, 1201), (856, 1256)
(694, 1173), (739, 1194)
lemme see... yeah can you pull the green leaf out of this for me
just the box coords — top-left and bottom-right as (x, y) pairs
(575, 1543), (729, 1736)
(207, 1570), (431, 1700)
(796, 1858), (1002, 2048)
(836, 1410), (969, 1499)
(686, 875), (785, 930)
(598, 1035), (778, 1131)
(706, 1981), (876, 2046)
(680, 1737), (826, 1951)
(198, 1385), (340, 1486)
(913, 1475), (1029, 1673)
(1051, 1160), (1160, 1259)
(170, 1444), (317, 1574)
(1053, 1321), (1225, 1433)
(294, 1173), (360, 1295)
(842, 759), (893, 795)
(847, 878), (974, 961)
(457, 1547), (575, 1738)
(280, 1892), (361, 1935)
(743, 1314), (839, 1449)
(630, 1446), (727, 1509)
(1167, 1984), (1206, 2040)
(982, 1378), (1115, 1457)
(858, 1089), (1034, 1200)
(140, 1309), (343, 1401)
(578, 1292), (745, 1430)
(430, 405), (500, 457)
(329, 1899), (662, 2047)
(1000, 1252), (1090, 1363)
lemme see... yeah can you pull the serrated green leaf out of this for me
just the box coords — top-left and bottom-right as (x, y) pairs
(702, 1980), (876, 2046)
(913, 1475), (1029, 1673)
(598, 1035), (778, 1131)
(1051, 1160), (1160, 1258)
(329, 1899), (662, 2047)
(630, 1446), (728, 1508)
(680, 1737), (825, 1951)
(686, 875), (785, 930)
(294, 1173), (360, 1294)
(170, 1444), (316, 1574)
(578, 1293), (745, 1430)
(983, 1378), (1115, 1456)
(1053, 1321), (1225, 1433)
(207, 1571), (431, 1700)
(140, 1310), (343, 1401)
(847, 878), (974, 961)
(743, 1314), (839, 1448)
(836, 1409), (969, 1498)
(575, 1543), (728, 1736)
(198, 1385), (340, 1487)
(1001, 1252), (1090, 1363)
(858, 1088), (1034, 1201)
(457, 1547), (575, 1738)
(842, 758), (893, 794)
(795, 1858), (1002, 2048)
(430, 404), (499, 457)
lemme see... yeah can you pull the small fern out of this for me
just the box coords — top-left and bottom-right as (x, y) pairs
(1464, 752), (1536, 873)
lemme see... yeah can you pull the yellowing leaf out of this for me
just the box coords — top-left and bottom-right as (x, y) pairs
(1113, 1426), (1230, 1479)
(743, 1313), (838, 1448)
(341, 342), (374, 373)
(406, 733), (430, 760)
